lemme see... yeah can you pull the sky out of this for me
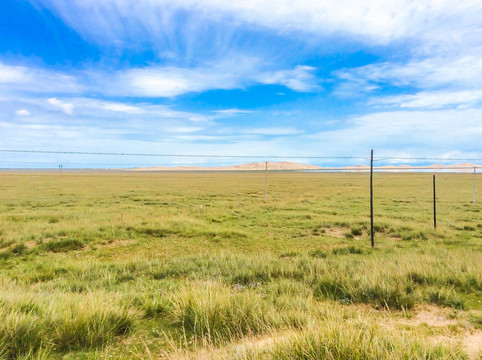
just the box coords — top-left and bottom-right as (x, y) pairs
(0, 0), (481, 168)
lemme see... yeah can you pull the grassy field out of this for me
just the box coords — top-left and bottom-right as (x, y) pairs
(0, 171), (481, 359)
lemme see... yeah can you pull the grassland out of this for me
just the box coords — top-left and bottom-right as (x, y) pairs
(0, 171), (481, 359)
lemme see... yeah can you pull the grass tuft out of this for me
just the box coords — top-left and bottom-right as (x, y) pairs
(39, 239), (84, 252)
(167, 282), (306, 345)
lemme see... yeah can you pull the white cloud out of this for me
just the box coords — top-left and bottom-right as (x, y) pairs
(0, 62), (83, 94)
(240, 127), (302, 135)
(33, 0), (482, 48)
(2, 108), (481, 167)
(26, 0), (482, 103)
(335, 55), (482, 108)
(215, 109), (255, 115)
(99, 102), (143, 114)
(256, 65), (320, 92)
(0, 63), (27, 83)
(370, 90), (482, 109)
(101, 59), (319, 97)
(48, 97), (74, 115)
(15, 109), (30, 116)
(338, 56), (482, 90)
(63, 98), (213, 123)
(0, 59), (321, 99)
(308, 109), (482, 156)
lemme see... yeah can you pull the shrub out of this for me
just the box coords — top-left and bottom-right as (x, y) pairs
(351, 227), (363, 236)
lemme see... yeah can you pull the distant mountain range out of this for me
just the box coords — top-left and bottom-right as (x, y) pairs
(129, 162), (481, 171)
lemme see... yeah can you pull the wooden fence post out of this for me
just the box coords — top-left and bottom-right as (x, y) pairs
(433, 175), (437, 229)
(370, 150), (374, 247)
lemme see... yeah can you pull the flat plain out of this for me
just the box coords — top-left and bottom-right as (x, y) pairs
(0, 171), (481, 359)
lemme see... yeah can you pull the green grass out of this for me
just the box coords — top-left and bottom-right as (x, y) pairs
(0, 171), (480, 359)
(266, 324), (468, 360)
(0, 286), (135, 358)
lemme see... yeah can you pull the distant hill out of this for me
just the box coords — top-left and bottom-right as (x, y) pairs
(128, 162), (481, 172)
(129, 161), (322, 171)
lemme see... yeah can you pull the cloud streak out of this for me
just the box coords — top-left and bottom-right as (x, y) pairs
(48, 97), (74, 115)
(337, 56), (482, 90)
(104, 59), (320, 97)
(0, 63), (83, 95)
(369, 90), (482, 109)
(16, 109), (30, 116)
(0, 58), (320, 98)
(33, 0), (482, 49)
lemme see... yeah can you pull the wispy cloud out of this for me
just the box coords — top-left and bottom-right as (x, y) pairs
(214, 109), (256, 115)
(256, 65), (320, 92)
(337, 56), (482, 90)
(308, 109), (482, 156)
(33, 0), (482, 49)
(104, 59), (320, 97)
(0, 63), (83, 95)
(370, 90), (482, 109)
(335, 55), (482, 109)
(0, 59), (321, 98)
(65, 98), (213, 123)
(97, 102), (143, 114)
(48, 97), (74, 115)
(15, 109), (30, 116)
(240, 127), (303, 135)
(0, 63), (26, 83)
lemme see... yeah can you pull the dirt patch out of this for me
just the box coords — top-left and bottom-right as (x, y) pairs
(0, 244), (14, 254)
(169, 331), (293, 359)
(25, 241), (37, 249)
(324, 227), (349, 238)
(399, 305), (458, 327)
(232, 332), (289, 354)
(430, 332), (482, 359)
(101, 239), (134, 248)
(463, 332), (482, 359)
(384, 305), (481, 359)
(82, 239), (134, 252)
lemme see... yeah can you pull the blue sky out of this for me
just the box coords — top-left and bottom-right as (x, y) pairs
(1, 0), (481, 168)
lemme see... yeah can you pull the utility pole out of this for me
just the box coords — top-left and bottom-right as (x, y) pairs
(433, 175), (437, 229)
(474, 167), (477, 204)
(370, 150), (374, 247)
(264, 161), (268, 202)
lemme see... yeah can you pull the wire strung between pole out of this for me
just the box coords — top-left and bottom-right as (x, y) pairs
(1, 149), (482, 162)
(0, 149), (368, 160)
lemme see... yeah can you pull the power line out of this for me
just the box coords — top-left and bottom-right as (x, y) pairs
(0, 149), (367, 160)
(1, 149), (482, 162)
(0, 160), (250, 166)
(374, 157), (482, 161)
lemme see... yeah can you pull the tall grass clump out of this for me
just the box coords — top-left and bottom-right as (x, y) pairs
(0, 310), (47, 359)
(311, 250), (481, 309)
(268, 324), (468, 360)
(39, 238), (84, 252)
(0, 287), (136, 358)
(167, 281), (305, 345)
(51, 297), (134, 351)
